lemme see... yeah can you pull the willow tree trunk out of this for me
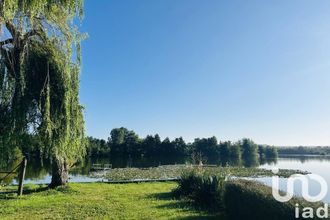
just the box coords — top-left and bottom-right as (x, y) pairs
(49, 157), (69, 188)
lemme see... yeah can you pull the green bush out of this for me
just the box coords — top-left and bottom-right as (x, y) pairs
(173, 169), (225, 211)
(174, 171), (324, 219)
(172, 170), (201, 198)
(224, 180), (323, 220)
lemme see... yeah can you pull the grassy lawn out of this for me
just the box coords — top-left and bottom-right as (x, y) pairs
(0, 182), (222, 220)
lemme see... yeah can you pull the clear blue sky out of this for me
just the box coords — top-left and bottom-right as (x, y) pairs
(80, 0), (330, 146)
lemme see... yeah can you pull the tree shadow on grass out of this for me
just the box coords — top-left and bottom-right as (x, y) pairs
(175, 215), (224, 220)
(0, 185), (49, 200)
(147, 191), (173, 200)
(0, 189), (17, 200)
(22, 185), (49, 195)
(147, 192), (225, 219)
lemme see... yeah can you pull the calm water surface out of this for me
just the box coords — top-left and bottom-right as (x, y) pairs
(258, 156), (330, 203)
(3, 155), (330, 203)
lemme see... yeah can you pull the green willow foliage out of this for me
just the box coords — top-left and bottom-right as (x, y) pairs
(0, 0), (86, 166)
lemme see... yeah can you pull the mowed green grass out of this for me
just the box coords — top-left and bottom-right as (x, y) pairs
(0, 182), (221, 220)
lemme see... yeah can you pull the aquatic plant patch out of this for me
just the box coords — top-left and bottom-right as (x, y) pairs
(90, 165), (308, 181)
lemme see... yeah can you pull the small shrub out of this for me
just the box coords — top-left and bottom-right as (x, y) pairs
(172, 169), (201, 198)
(173, 169), (225, 212)
(192, 175), (224, 211)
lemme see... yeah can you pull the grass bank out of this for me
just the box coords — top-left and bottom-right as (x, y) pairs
(0, 182), (222, 220)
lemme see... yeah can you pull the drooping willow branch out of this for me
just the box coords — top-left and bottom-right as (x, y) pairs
(0, 0), (86, 167)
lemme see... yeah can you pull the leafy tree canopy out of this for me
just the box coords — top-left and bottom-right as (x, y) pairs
(0, 0), (86, 186)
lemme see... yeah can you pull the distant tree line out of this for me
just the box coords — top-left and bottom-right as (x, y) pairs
(7, 127), (278, 167)
(87, 127), (278, 166)
(277, 146), (330, 155)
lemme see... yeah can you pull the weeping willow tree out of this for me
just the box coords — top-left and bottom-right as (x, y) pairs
(0, 0), (86, 187)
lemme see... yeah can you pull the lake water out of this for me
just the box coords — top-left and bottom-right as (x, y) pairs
(258, 155), (330, 203)
(3, 155), (330, 203)
(1, 156), (188, 185)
